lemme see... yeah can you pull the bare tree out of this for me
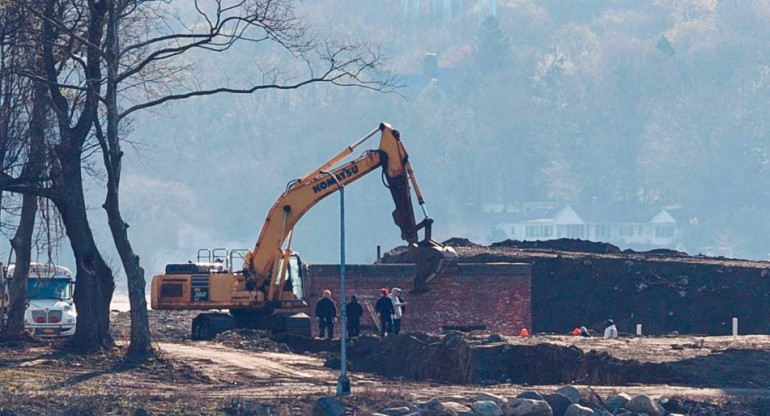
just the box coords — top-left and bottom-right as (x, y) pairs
(94, 0), (396, 359)
(0, 0), (43, 339)
(2, 0), (395, 354)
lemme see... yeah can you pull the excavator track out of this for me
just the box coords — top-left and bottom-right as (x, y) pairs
(191, 313), (237, 341)
(190, 311), (312, 340)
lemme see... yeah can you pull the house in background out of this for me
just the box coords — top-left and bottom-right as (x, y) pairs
(489, 203), (692, 252)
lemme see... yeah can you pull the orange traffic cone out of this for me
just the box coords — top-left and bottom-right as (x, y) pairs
(519, 328), (529, 337)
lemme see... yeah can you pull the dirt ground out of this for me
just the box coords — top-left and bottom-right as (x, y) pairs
(1, 310), (770, 415)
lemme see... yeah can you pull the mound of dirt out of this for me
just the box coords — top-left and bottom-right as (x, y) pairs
(111, 309), (197, 342)
(442, 237), (482, 247)
(333, 331), (676, 385)
(213, 328), (292, 353)
(489, 238), (622, 254)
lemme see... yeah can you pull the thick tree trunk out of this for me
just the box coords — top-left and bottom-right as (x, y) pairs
(56, 157), (115, 350)
(101, 0), (152, 359)
(3, 193), (37, 337)
(40, 0), (114, 351)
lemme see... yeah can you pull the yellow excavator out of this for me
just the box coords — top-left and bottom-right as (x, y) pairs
(150, 123), (456, 339)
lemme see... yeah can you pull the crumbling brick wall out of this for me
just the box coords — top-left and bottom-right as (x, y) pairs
(303, 263), (531, 337)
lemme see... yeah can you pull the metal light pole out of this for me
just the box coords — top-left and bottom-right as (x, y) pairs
(320, 171), (350, 396)
(336, 183), (351, 396)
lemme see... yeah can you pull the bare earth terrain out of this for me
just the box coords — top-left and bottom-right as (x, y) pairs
(1, 310), (770, 415)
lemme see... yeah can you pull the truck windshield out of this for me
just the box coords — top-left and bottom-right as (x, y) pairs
(27, 278), (73, 300)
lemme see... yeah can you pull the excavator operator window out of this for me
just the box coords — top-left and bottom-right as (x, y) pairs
(275, 255), (304, 300)
(289, 255), (304, 300)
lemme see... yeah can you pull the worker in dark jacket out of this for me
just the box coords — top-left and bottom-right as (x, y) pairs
(375, 288), (395, 337)
(345, 295), (364, 337)
(315, 289), (337, 339)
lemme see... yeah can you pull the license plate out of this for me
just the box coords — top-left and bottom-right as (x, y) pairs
(44, 328), (55, 334)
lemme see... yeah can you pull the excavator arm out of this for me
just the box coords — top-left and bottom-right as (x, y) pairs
(243, 123), (454, 299)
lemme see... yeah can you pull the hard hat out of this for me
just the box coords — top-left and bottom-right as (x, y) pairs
(572, 328), (580, 336)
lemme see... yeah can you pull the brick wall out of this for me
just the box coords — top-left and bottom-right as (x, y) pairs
(303, 262), (531, 337)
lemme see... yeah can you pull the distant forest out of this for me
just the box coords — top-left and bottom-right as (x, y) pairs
(11, 0), (767, 277)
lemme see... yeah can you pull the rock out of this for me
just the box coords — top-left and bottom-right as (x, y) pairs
(615, 412), (644, 416)
(133, 409), (151, 416)
(564, 404), (594, 416)
(487, 333), (504, 342)
(555, 386), (581, 404)
(314, 396), (345, 416)
(504, 398), (553, 416)
(626, 395), (665, 416)
(472, 401), (504, 416)
(604, 393), (632, 413)
(476, 392), (507, 406)
(516, 391), (545, 401)
(543, 394), (573, 416)
(577, 399), (611, 416)
(417, 398), (445, 416)
(443, 402), (475, 416)
(379, 407), (412, 416)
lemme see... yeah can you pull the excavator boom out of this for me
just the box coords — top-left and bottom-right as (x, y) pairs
(243, 122), (454, 296)
(150, 123), (455, 339)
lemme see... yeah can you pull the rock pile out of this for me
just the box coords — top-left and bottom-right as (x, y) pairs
(212, 328), (292, 353)
(307, 386), (717, 416)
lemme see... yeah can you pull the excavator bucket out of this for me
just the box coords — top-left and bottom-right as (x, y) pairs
(408, 240), (458, 294)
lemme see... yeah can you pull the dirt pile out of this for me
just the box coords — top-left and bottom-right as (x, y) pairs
(111, 309), (197, 342)
(382, 238), (770, 335)
(323, 331), (676, 386)
(212, 328), (292, 353)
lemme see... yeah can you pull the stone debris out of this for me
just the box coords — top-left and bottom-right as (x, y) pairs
(314, 396), (345, 416)
(505, 398), (553, 416)
(555, 386), (581, 404)
(354, 385), (704, 416)
(360, 388), (682, 416)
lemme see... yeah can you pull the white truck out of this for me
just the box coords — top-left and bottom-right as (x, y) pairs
(2, 263), (77, 337)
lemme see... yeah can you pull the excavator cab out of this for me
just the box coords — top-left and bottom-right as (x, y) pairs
(274, 253), (305, 301)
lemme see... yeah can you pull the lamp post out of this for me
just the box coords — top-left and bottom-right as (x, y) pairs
(337, 183), (351, 395)
(321, 171), (350, 396)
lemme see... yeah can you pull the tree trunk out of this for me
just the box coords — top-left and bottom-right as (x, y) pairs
(3, 193), (37, 338)
(104, 194), (152, 358)
(41, 0), (114, 351)
(3, 60), (48, 339)
(101, 0), (152, 359)
(56, 155), (115, 350)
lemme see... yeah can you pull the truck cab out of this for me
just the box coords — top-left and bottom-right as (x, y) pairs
(5, 263), (77, 337)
